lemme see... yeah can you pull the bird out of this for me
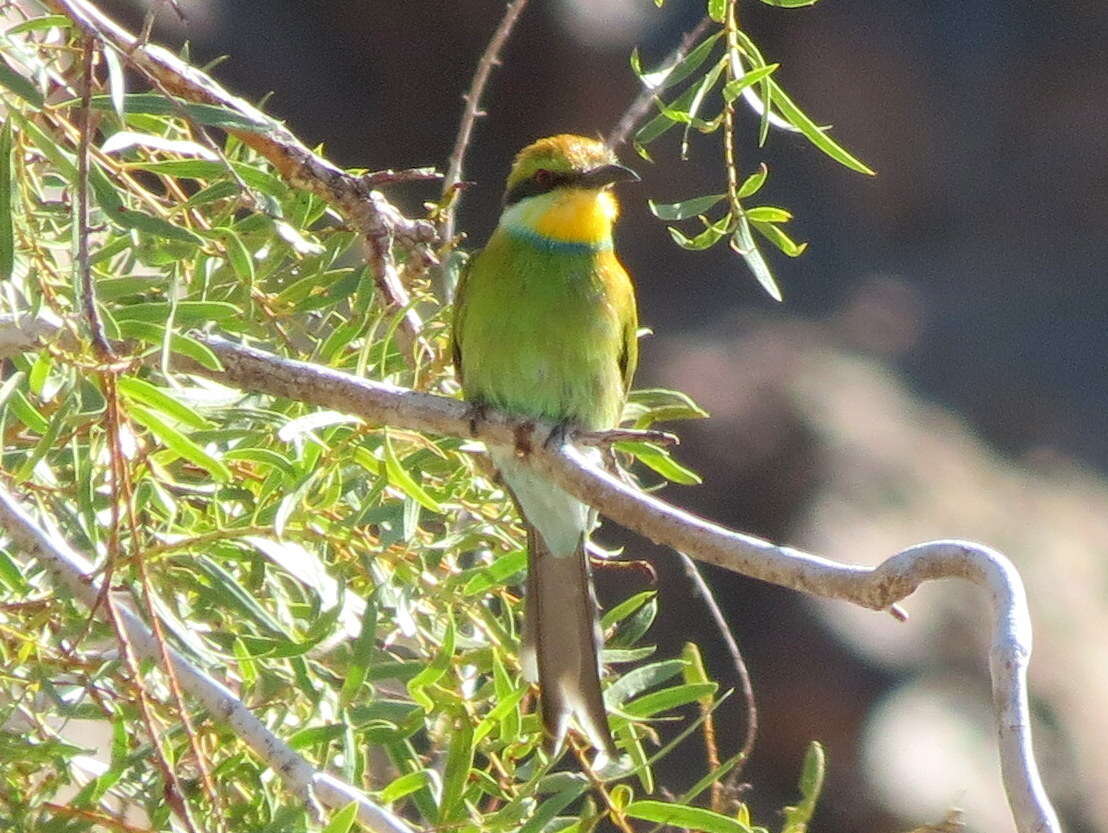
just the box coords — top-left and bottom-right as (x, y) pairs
(451, 134), (640, 761)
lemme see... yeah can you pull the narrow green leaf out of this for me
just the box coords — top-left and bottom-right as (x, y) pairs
(605, 659), (687, 708)
(289, 723), (346, 751)
(746, 206), (792, 223)
(103, 47), (126, 118)
(0, 121), (13, 280)
(110, 207), (204, 245)
(625, 387), (709, 427)
(83, 94), (270, 131)
(752, 219), (807, 257)
(782, 741), (826, 832)
(129, 403), (232, 482)
(115, 320), (223, 370)
(0, 56), (43, 107)
(767, 78), (875, 174)
(14, 394), (71, 482)
(731, 214), (782, 301)
(407, 614), (454, 710)
(5, 15), (72, 34)
(383, 433), (442, 513)
(722, 63), (779, 102)
(518, 782), (589, 833)
(117, 376), (213, 430)
(622, 682), (717, 717)
(438, 717), (475, 823)
(340, 593), (378, 707)
(224, 447), (296, 478)
(321, 800), (358, 833)
(379, 770), (434, 804)
(737, 163), (768, 199)
(215, 227), (254, 283)
(635, 83), (700, 146)
(682, 57), (727, 157)
(618, 441), (702, 485)
(760, 0), (819, 7)
(114, 300), (238, 324)
(649, 193), (726, 221)
(668, 212), (732, 251)
(632, 31), (723, 93)
(600, 590), (655, 629)
(626, 800), (753, 833)
(7, 388), (48, 434)
(460, 548), (525, 595)
(0, 548), (30, 593)
(9, 111), (75, 178)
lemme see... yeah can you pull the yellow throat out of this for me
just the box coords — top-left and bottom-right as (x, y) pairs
(501, 188), (619, 247)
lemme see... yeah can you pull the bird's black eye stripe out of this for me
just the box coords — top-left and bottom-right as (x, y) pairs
(503, 170), (575, 206)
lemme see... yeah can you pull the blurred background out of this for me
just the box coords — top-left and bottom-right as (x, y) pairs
(100, 1), (1108, 830)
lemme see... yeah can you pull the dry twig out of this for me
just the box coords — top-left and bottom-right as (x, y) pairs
(0, 318), (1064, 833)
(0, 487), (415, 833)
(439, 0), (531, 246)
(51, 0), (438, 352)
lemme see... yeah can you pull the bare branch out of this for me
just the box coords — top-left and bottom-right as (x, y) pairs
(169, 334), (1060, 833)
(0, 486), (416, 833)
(676, 552), (757, 784)
(439, 0), (531, 244)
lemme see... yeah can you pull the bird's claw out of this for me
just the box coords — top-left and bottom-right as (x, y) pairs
(465, 401), (490, 438)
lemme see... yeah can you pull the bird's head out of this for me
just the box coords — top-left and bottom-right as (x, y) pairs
(499, 134), (639, 248)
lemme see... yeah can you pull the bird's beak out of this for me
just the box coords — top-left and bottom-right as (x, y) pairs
(580, 163), (640, 188)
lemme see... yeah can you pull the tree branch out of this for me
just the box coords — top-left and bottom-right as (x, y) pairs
(0, 314), (1064, 831)
(439, 0), (530, 246)
(166, 333), (1060, 833)
(0, 485), (416, 833)
(50, 0), (437, 351)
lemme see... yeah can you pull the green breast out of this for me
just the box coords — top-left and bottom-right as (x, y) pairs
(455, 229), (630, 431)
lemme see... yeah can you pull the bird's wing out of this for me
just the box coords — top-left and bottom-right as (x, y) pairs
(616, 264), (639, 397)
(450, 250), (479, 385)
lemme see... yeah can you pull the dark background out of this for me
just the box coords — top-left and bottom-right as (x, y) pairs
(105, 1), (1107, 830)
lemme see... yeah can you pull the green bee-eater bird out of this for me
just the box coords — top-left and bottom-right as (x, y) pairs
(452, 134), (640, 760)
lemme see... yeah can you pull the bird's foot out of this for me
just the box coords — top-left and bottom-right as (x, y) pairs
(543, 421), (571, 451)
(465, 401), (490, 438)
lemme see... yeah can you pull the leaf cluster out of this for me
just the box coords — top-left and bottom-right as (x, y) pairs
(0, 6), (827, 833)
(635, 0), (873, 300)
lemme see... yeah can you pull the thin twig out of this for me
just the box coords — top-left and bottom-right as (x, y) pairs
(0, 317), (1064, 833)
(439, 0), (531, 244)
(74, 36), (113, 360)
(607, 15), (712, 150)
(361, 167), (443, 187)
(158, 334), (1060, 833)
(106, 375), (225, 825)
(677, 552), (757, 789)
(0, 486), (415, 833)
(574, 426), (680, 448)
(52, 0), (438, 349)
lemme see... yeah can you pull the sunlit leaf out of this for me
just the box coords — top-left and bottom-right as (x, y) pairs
(649, 193), (726, 221)
(625, 800), (754, 833)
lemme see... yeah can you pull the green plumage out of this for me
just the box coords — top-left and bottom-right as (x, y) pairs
(452, 229), (637, 431)
(451, 133), (640, 762)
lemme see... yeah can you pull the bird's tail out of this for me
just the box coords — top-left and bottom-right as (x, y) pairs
(520, 522), (617, 761)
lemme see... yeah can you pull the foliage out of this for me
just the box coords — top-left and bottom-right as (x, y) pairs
(0, 2), (826, 832)
(637, 0), (873, 300)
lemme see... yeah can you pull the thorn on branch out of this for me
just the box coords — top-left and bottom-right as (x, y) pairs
(360, 167), (444, 187)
